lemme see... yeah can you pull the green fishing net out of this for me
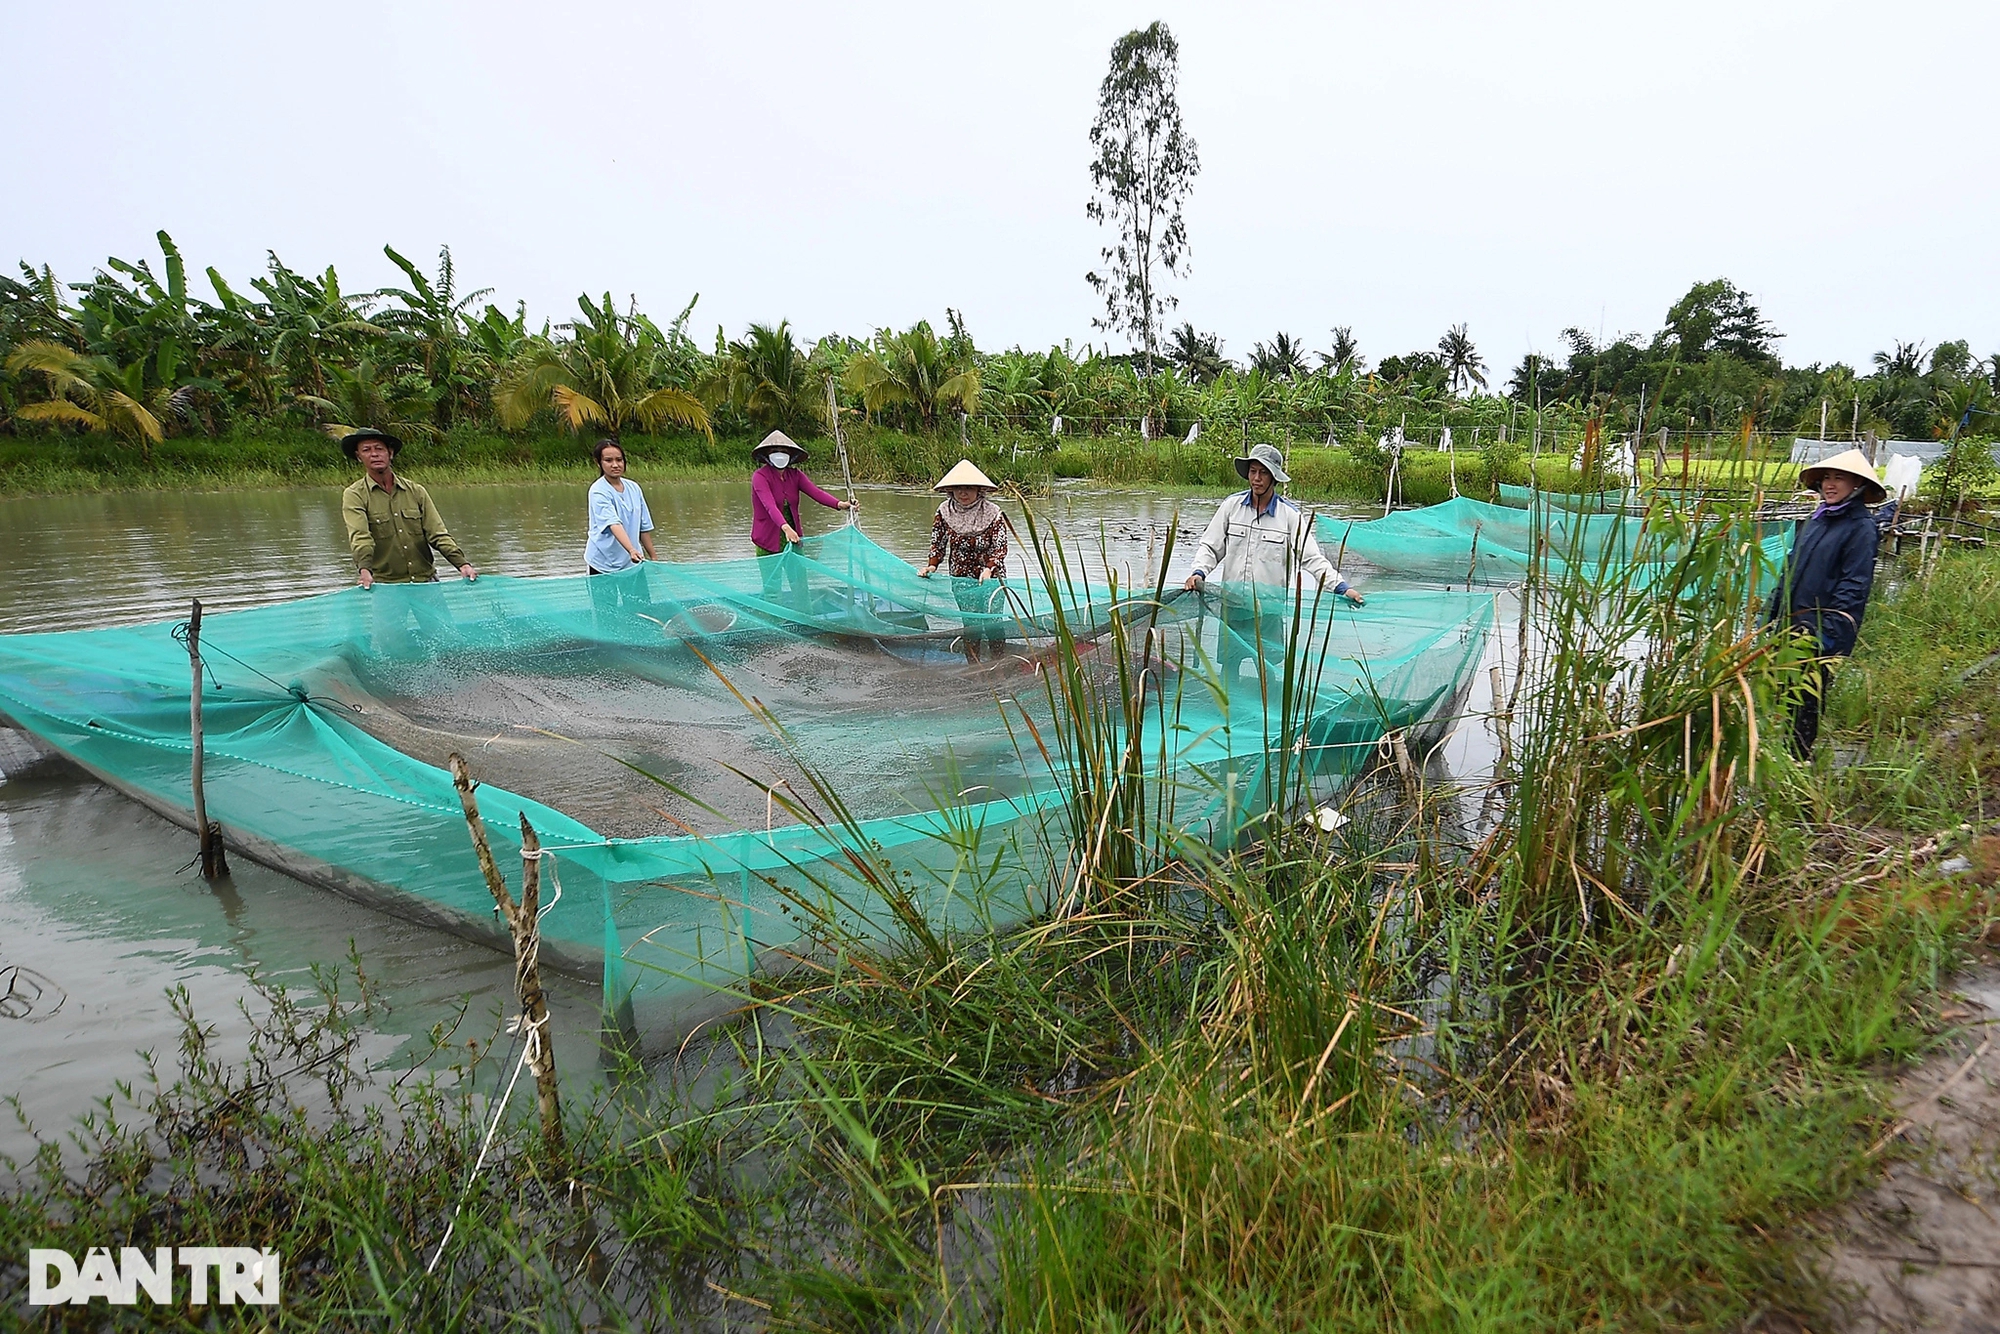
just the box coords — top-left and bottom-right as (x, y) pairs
(1319, 496), (1790, 588)
(1495, 483), (1631, 513)
(0, 521), (1500, 1035)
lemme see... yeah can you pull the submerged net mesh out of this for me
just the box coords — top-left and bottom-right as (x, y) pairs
(0, 521), (1501, 1035)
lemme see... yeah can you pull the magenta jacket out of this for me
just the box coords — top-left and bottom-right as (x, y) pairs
(751, 465), (843, 552)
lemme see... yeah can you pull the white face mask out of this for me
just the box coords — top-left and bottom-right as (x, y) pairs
(766, 451), (791, 470)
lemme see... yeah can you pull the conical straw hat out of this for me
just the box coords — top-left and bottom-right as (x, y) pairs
(934, 459), (997, 492)
(1798, 448), (1887, 505)
(751, 430), (807, 462)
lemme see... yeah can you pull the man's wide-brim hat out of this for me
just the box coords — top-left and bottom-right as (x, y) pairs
(1233, 441), (1290, 485)
(752, 430), (807, 463)
(1799, 448), (1888, 505)
(341, 428), (403, 459)
(934, 459), (998, 492)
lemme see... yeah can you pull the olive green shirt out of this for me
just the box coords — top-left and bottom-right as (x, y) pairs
(341, 474), (469, 583)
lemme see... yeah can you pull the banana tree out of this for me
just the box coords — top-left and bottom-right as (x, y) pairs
(982, 351), (1048, 428)
(375, 244), (493, 426)
(63, 232), (231, 432)
(200, 268), (281, 417)
(1132, 365), (1193, 438)
(251, 256), (386, 402)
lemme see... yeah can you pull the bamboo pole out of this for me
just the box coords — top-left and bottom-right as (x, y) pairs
(826, 376), (857, 522)
(448, 752), (565, 1162)
(185, 600), (227, 879)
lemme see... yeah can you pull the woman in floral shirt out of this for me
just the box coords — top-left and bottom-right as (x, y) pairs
(918, 459), (1009, 663)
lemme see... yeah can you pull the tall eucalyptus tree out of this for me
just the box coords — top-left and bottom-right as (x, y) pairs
(1085, 22), (1198, 374)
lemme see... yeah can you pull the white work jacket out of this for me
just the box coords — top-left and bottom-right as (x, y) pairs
(1189, 490), (1348, 590)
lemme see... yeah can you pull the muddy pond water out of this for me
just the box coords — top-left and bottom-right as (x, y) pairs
(0, 477), (1505, 1164)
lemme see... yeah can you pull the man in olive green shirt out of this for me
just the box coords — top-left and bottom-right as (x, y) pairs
(339, 429), (478, 586)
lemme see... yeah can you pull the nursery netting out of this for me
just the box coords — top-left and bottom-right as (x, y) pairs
(1320, 496), (1791, 587)
(0, 524), (1495, 1035)
(1494, 483), (1632, 513)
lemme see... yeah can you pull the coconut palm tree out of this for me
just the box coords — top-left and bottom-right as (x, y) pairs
(1872, 341), (1927, 380)
(1438, 324), (1487, 394)
(6, 340), (164, 456)
(298, 356), (437, 444)
(703, 321), (827, 437)
(1165, 322), (1230, 382)
(1319, 326), (1361, 374)
(0, 265), (80, 426)
(1249, 331), (1310, 380)
(841, 320), (979, 433)
(493, 293), (710, 437)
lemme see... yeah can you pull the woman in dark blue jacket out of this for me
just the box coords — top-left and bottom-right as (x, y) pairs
(1765, 448), (1886, 756)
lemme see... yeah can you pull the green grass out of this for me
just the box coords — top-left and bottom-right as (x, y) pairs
(3, 524), (1996, 1330)
(0, 426), (751, 496)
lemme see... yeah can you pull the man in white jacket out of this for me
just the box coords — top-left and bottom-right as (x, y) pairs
(1182, 442), (1363, 681)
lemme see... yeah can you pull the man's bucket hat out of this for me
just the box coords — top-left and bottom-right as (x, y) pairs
(1233, 441), (1290, 485)
(341, 428), (403, 459)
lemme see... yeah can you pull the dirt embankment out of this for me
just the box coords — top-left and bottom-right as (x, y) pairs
(1814, 933), (2000, 1331)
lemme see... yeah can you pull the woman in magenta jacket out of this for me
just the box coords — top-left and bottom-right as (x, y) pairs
(750, 431), (853, 608)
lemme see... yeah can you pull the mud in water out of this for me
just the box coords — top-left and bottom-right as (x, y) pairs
(337, 635), (1057, 839)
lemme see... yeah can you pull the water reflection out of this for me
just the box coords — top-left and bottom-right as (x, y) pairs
(0, 478), (1247, 633)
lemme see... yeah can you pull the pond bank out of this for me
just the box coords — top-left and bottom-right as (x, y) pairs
(1815, 951), (2000, 1331)
(0, 424), (1802, 508)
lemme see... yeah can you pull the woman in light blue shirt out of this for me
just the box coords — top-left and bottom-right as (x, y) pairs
(585, 440), (656, 573)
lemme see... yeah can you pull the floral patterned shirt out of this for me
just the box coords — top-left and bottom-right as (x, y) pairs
(929, 511), (1008, 578)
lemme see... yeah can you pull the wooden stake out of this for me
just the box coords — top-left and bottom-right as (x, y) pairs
(1490, 663), (1513, 774)
(185, 600), (227, 879)
(449, 752), (565, 1162)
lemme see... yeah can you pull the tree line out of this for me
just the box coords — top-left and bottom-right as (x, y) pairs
(2, 234), (1993, 465)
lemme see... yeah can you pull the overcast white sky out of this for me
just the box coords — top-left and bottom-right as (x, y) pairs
(6, 1), (1994, 375)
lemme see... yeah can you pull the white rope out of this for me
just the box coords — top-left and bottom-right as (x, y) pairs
(522, 847), (562, 920)
(424, 1011), (548, 1275)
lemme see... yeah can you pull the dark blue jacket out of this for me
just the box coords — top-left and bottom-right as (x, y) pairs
(1765, 502), (1878, 657)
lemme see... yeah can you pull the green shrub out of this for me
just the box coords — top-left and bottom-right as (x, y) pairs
(1051, 447), (1091, 478)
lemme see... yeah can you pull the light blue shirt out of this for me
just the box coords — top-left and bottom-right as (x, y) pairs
(585, 476), (653, 572)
